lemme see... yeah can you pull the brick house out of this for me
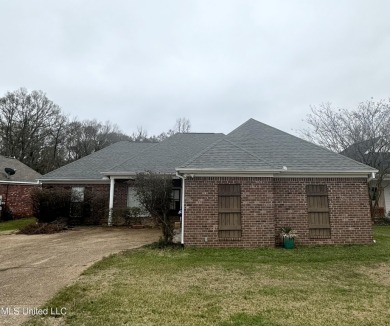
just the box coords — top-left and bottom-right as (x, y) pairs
(0, 156), (41, 219)
(40, 119), (376, 247)
(39, 141), (157, 224)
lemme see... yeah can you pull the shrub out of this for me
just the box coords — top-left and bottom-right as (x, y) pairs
(127, 207), (142, 225)
(111, 207), (129, 226)
(31, 188), (71, 224)
(0, 204), (13, 221)
(82, 190), (109, 225)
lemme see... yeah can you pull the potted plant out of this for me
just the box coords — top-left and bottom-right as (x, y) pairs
(280, 226), (297, 249)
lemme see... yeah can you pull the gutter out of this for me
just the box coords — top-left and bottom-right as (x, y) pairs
(0, 180), (40, 185)
(175, 168), (281, 174)
(100, 171), (137, 177)
(100, 171), (179, 177)
(175, 172), (186, 246)
(175, 167), (378, 177)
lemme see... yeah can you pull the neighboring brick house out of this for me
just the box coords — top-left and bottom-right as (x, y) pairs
(40, 119), (376, 247)
(0, 156), (41, 219)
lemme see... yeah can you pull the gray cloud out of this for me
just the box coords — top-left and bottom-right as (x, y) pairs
(1, 0), (389, 136)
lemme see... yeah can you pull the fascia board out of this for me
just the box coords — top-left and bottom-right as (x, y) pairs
(101, 171), (136, 177)
(176, 168), (377, 178)
(176, 168), (281, 174)
(0, 180), (40, 185)
(101, 171), (177, 178)
(39, 179), (110, 184)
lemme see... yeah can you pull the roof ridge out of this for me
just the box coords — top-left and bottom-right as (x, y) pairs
(177, 132), (223, 135)
(226, 118), (376, 172)
(292, 132), (378, 172)
(280, 129), (379, 171)
(223, 138), (276, 168)
(226, 118), (256, 136)
(42, 142), (154, 178)
(177, 138), (226, 168)
(104, 142), (160, 172)
(180, 137), (275, 169)
(105, 133), (225, 173)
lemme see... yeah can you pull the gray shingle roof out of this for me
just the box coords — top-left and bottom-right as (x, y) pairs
(40, 141), (156, 180)
(106, 133), (225, 174)
(180, 138), (273, 170)
(0, 156), (41, 182)
(41, 119), (376, 181)
(179, 119), (376, 173)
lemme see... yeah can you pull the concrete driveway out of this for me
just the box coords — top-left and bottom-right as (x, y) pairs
(0, 227), (160, 326)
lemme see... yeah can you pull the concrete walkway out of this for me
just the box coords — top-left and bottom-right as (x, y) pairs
(0, 227), (160, 326)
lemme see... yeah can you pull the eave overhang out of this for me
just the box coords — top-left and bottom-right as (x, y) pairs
(175, 167), (378, 178)
(0, 180), (40, 185)
(38, 178), (110, 184)
(100, 171), (177, 178)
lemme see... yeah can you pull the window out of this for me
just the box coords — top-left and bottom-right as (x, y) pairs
(218, 184), (242, 239)
(127, 187), (142, 208)
(306, 185), (331, 239)
(71, 187), (85, 202)
(170, 189), (181, 210)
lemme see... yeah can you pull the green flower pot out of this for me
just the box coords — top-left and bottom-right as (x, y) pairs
(283, 238), (295, 249)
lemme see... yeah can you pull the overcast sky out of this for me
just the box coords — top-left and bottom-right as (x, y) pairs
(1, 0), (389, 136)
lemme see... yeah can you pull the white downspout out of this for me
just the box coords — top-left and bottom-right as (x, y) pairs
(176, 172), (186, 245)
(108, 177), (115, 226)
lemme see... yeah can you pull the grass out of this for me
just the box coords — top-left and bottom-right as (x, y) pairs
(26, 226), (390, 326)
(0, 217), (36, 232)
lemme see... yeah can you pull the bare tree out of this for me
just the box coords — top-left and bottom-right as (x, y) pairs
(0, 88), (67, 173)
(302, 99), (390, 216)
(0, 88), (192, 174)
(156, 117), (192, 141)
(130, 126), (150, 142)
(65, 119), (131, 161)
(134, 171), (174, 244)
(174, 117), (191, 133)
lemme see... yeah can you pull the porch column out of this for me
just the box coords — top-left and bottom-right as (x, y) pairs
(180, 176), (185, 245)
(108, 177), (115, 226)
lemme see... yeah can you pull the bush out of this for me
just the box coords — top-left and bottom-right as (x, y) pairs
(31, 188), (71, 224)
(111, 207), (129, 226)
(81, 190), (109, 225)
(0, 204), (13, 221)
(146, 238), (183, 249)
(31, 187), (109, 226)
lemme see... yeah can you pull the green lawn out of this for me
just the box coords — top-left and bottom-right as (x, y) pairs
(0, 217), (36, 232)
(26, 226), (390, 326)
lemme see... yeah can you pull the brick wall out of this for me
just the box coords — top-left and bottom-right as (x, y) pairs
(184, 176), (372, 247)
(42, 182), (132, 225)
(43, 183), (110, 224)
(184, 177), (275, 247)
(274, 178), (372, 246)
(0, 184), (39, 219)
(43, 183), (110, 199)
